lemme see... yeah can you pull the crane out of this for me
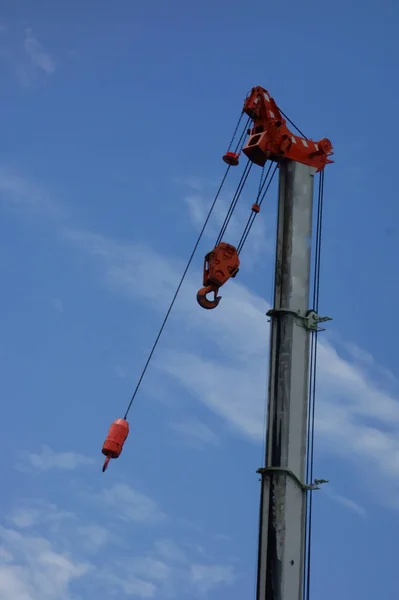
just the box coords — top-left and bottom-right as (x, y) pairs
(101, 85), (333, 600)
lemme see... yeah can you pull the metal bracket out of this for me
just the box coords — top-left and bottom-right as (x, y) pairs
(266, 308), (332, 332)
(257, 467), (329, 492)
(303, 310), (332, 332)
(313, 478), (329, 489)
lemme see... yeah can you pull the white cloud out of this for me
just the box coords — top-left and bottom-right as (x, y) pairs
(8, 501), (74, 530)
(63, 229), (180, 310)
(0, 547), (13, 562)
(184, 194), (209, 229)
(190, 564), (236, 593)
(99, 483), (167, 524)
(0, 526), (90, 600)
(153, 539), (187, 563)
(76, 524), (111, 554)
(0, 489), (236, 600)
(16, 446), (94, 473)
(99, 570), (157, 598)
(160, 350), (264, 440)
(0, 29), (56, 88)
(130, 556), (171, 582)
(173, 176), (204, 192)
(0, 169), (66, 219)
(169, 417), (219, 447)
(322, 488), (366, 517)
(24, 28), (56, 74)
(9, 509), (42, 529)
(111, 541), (236, 598)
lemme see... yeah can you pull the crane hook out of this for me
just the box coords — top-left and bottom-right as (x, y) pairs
(196, 284), (222, 310)
(196, 243), (239, 310)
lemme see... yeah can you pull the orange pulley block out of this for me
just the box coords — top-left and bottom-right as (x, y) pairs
(222, 151), (240, 166)
(197, 242), (240, 309)
(101, 418), (129, 472)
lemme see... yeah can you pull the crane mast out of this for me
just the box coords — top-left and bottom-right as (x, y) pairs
(257, 161), (317, 600)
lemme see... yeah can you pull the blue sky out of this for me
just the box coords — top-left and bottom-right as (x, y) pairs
(1, 1), (399, 598)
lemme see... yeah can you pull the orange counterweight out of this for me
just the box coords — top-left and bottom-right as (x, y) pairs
(101, 418), (129, 472)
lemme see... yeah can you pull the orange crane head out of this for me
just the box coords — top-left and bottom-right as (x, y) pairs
(223, 86), (333, 173)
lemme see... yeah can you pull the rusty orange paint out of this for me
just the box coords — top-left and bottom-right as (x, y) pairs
(101, 418), (129, 472)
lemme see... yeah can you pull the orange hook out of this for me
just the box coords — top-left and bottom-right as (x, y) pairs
(196, 284), (222, 310)
(197, 243), (239, 310)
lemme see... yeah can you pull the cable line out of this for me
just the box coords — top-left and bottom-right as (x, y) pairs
(123, 164), (232, 419)
(303, 169), (325, 600)
(237, 163), (278, 255)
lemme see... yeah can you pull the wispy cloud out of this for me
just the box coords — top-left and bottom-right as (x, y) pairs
(129, 556), (172, 583)
(0, 27), (56, 89)
(190, 563), (236, 593)
(75, 524), (112, 554)
(0, 169), (66, 220)
(63, 228), (182, 312)
(8, 500), (74, 529)
(99, 483), (167, 524)
(99, 569), (157, 598)
(16, 446), (94, 473)
(322, 488), (366, 517)
(109, 541), (237, 598)
(169, 417), (219, 448)
(153, 538), (188, 563)
(24, 28), (56, 75)
(0, 525), (90, 600)
(0, 487), (236, 599)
